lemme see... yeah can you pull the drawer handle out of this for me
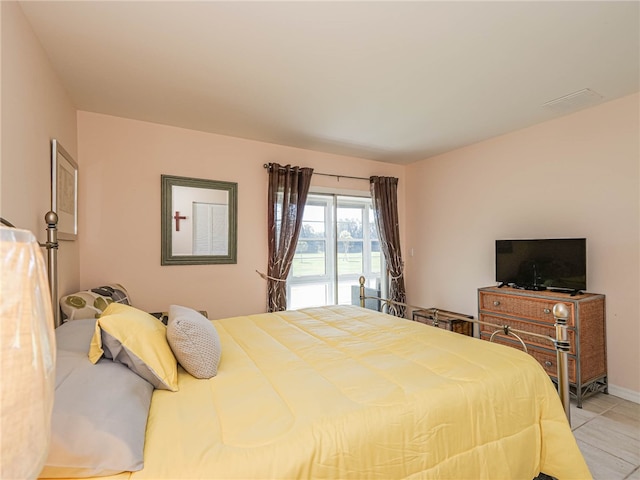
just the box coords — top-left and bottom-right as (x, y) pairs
(543, 308), (551, 314)
(544, 361), (553, 367)
(493, 301), (500, 306)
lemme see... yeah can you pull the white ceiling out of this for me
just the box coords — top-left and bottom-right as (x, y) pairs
(19, 1), (640, 165)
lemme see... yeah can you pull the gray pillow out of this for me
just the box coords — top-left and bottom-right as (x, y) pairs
(40, 319), (153, 478)
(167, 305), (221, 379)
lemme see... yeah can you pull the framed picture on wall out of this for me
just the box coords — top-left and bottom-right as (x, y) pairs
(51, 139), (78, 240)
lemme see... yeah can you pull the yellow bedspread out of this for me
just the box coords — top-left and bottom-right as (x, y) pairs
(94, 305), (591, 479)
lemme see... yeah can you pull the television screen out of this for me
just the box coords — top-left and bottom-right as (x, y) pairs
(495, 238), (586, 291)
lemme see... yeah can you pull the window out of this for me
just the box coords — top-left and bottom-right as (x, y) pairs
(287, 193), (384, 309)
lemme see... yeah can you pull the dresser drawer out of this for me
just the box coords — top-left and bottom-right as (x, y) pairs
(481, 333), (576, 383)
(479, 291), (574, 326)
(479, 313), (576, 354)
(528, 347), (576, 383)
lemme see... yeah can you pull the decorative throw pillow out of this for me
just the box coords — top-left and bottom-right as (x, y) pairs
(89, 303), (178, 391)
(60, 284), (130, 321)
(167, 305), (221, 379)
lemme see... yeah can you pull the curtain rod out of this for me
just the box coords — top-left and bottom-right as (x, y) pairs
(263, 163), (369, 182)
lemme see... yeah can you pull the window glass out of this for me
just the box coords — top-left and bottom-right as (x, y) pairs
(288, 194), (384, 309)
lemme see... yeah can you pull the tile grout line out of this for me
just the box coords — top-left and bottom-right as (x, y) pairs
(572, 400), (640, 475)
(622, 465), (639, 480)
(572, 394), (640, 480)
(571, 404), (604, 432)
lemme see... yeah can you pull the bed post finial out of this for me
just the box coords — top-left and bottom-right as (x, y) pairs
(359, 276), (366, 308)
(553, 302), (571, 422)
(45, 211), (60, 327)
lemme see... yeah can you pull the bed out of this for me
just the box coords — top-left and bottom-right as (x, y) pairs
(39, 302), (590, 480)
(23, 214), (589, 480)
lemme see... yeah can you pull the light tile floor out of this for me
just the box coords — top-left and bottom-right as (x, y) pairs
(570, 393), (640, 479)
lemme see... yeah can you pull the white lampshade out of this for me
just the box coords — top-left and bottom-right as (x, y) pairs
(0, 226), (56, 479)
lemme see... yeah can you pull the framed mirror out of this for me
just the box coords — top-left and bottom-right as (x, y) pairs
(161, 175), (237, 265)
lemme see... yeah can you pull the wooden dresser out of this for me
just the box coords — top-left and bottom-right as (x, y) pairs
(477, 286), (607, 407)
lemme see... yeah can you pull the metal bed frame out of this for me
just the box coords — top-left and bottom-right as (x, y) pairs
(358, 276), (573, 422)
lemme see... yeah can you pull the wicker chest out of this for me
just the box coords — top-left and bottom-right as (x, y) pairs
(478, 286), (607, 407)
(412, 309), (474, 337)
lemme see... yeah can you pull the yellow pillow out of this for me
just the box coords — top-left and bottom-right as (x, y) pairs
(89, 303), (178, 391)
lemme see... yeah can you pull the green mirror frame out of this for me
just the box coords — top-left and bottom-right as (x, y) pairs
(161, 174), (238, 265)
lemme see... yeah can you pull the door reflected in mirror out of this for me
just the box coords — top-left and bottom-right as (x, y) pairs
(161, 175), (237, 265)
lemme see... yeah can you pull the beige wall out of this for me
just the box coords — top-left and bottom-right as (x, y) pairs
(77, 112), (404, 319)
(0, 2), (79, 298)
(405, 93), (640, 398)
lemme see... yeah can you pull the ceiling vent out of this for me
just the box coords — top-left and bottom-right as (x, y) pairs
(542, 88), (604, 114)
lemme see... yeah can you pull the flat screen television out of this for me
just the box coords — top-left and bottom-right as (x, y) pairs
(495, 238), (586, 293)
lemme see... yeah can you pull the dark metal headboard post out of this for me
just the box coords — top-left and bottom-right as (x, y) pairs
(44, 211), (60, 327)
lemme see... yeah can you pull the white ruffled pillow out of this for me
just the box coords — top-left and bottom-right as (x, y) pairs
(167, 305), (221, 379)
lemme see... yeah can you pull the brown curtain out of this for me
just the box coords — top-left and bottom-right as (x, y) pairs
(370, 176), (406, 317)
(267, 163), (313, 312)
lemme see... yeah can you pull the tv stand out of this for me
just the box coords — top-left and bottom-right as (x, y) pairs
(478, 286), (607, 408)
